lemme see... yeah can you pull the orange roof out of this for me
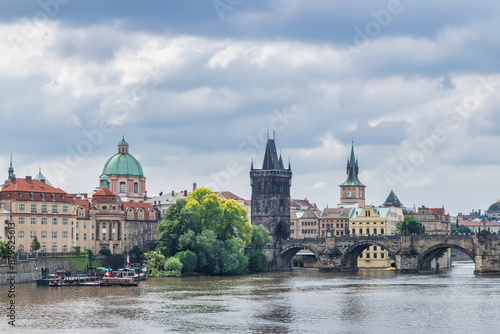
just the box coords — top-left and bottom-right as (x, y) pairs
(217, 191), (245, 201)
(1, 177), (65, 194)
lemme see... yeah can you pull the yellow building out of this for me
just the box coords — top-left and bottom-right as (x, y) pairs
(319, 208), (350, 237)
(349, 206), (391, 268)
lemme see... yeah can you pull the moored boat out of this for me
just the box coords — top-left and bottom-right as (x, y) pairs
(100, 277), (139, 286)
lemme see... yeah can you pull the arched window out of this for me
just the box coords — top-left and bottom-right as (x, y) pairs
(120, 182), (126, 193)
(373, 228), (377, 236)
(18, 245), (24, 253)
(352, 228), (355, 235)
(51, 245), (57, 253)
(62, 245), (68, 253)
(381, 228), (385, 235)
(41, 245), (47, 253)
(134, 182), (138, 193)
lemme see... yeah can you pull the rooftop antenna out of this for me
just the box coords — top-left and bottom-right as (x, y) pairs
(267, 129), (269, 139)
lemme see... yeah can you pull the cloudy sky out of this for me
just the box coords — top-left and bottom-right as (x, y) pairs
(1, 0), (500, 215)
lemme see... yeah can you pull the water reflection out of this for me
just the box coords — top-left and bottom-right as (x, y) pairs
(2, 261), (500, 333)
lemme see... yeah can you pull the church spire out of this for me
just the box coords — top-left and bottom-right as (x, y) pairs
(7, 152), (14, 182)
(341, 141), (364, 186)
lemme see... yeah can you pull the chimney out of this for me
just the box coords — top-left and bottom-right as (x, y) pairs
(184, 190), (187, 197)
(172, 190), (174, 196)
(193, 182), (197, 191)
(41, 179), (46, 184)
(26, 176), (32, 181)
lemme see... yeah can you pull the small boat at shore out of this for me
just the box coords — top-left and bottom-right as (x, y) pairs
(100, 277), (138, 286)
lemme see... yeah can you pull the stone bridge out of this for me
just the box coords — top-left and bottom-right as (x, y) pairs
(271, 232), (500, 274)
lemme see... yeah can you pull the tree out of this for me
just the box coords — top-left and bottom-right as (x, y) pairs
(186, 188), (252, 244)
(175, 250), (197, 273)
(144, 250), (166, 274)
(31, 235), (41, 253)
(396, 215), (421, 235)
(99, 247), (111, 256)
(247, 225), (273, 273)
(130, 245), (143, 259)
(164, 256), (183, 276)
(84, 248), (93, 268)
(0, 241), (14, 259)
(450, 223), (472, 234)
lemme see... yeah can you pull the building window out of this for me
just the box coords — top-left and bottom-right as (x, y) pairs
(18, 231), (24, 239)
(84, 233), (87, 241)
(134, 182), (138, 193)
(51, 245), (57, 253)
(79, 209), (85, 217)
(31, 204), (37, 213)
(366, 228), (370, 235)
(149, 211), (155, 220)
(41, 231), (47, 239)
(102, 233), (106, 241)
(62, 245), (68, 253)
(31, 217), (36, 225)
(62, 231), (68, 239)
(92, 233), (95, 241)
(373, 246), (377, 251)
(30, 231), (36, 238)
(18, 204), (25, 212)
(52, 231), (58, 239)
(76, 221), (79, 228)
(359, 253), (363, 258)
(373, 228), (377, 236)
(52, 218), (58, 225)
(63, 218), (68, 225)
(18, 245), (24, 253)
(63, 205), (69, 213)
(92, 222), (95, 229)
(128, 210), (134, 219)
(138, 211), (144, 220)
(52, 205), (58, 213)
(120, 182), (126, 193)
(352, 228), (355, 235)
(374, 253), (378, 259)
(76, 233), (79, 241)
(381, 253), (385, 259)
(41, 204), (48, 213)
(41, 245), (46, 252)
(84, 222), (87, 229)
(41, 217), (47, 225)
(381, 228), (385, 235)
(366, 253), (370, 258)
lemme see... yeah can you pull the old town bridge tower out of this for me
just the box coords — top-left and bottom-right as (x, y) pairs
(250, 132), (292, 240)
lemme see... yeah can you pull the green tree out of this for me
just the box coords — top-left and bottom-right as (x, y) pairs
(31, 235), (41, 253)
(75, 246), (81, 257)
(144, 250), (166, 274)
(165, 256), (183, 276)
(186, 188), (252, 244)
(193, 230), (223, 275)
(221, 237), (248, 275)
(450, 223), (472, 234)
(131, 245), (143, 259)
(0, 241), (14, 259)
(247, 225), (273, 273)
(396, 215), (421, 235)
(99, 247), (111, 256)
(84, 248), (93, 268)
(175, 250), (198, 273)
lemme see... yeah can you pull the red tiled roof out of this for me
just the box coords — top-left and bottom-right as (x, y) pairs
(92, 188), (118, 202)
(291, 199), (317, 209)
(217, 191), (245, 201)
(121, 201), (157, 211)
(1, 177), (65, 194)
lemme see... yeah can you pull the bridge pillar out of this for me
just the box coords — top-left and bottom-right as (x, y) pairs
(395, 252), (419, 273)
(474, 254), (500, 274)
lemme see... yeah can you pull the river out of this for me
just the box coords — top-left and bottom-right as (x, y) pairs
(1, 261), (499, 333)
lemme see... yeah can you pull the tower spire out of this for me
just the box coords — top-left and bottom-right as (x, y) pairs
(7, 151), (14, 181)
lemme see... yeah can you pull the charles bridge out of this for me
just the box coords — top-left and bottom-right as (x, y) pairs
(269, 231), (500, 274)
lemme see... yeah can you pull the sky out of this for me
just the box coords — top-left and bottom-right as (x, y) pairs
(1, 0), (500, 216)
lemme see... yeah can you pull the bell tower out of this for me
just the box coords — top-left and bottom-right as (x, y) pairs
(339, 142), (366, 207)
(250, 131), (292, 240)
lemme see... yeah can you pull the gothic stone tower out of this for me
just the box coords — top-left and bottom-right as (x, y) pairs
(250, 134), (292, 240)
(339, 142), (366, 207)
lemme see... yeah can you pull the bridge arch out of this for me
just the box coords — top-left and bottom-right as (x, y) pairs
(418, 243), (475, 271)
(280, 244), (321, 268)
(341, 240), (397, 271)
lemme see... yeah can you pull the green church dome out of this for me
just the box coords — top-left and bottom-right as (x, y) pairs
(102, 138), (144, 177)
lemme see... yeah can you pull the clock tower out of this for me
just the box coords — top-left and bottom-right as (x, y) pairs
(339, 142), (365, 207)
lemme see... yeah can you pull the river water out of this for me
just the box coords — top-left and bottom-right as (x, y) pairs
(1, 261), (499, 333)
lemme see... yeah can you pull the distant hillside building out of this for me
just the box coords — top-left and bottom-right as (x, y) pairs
(250, 134), (292, 240)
